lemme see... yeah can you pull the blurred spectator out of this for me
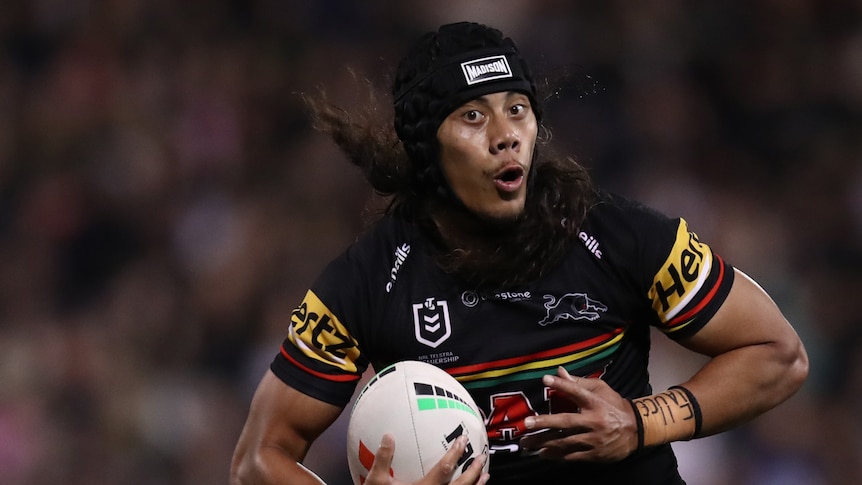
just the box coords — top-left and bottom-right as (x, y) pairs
(0, 1), (858, 484)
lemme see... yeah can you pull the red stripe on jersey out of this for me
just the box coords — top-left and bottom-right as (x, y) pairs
(666, 254), (727, 329)
(280, 346), (361, 383)
(446, 327), (623, 376)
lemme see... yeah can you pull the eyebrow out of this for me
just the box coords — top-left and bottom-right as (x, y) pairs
(471, 91), (528, 105)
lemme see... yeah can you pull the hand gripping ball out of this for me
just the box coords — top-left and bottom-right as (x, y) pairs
(346, 360), (489, 483)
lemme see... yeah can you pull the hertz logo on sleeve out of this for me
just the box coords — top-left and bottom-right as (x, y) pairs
(288, 290), (361, 373)
(648, 220), (713, 325)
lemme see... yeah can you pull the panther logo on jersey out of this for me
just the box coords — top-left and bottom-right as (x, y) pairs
(538, 293), (607, 326)
(412, 297), (452, 348)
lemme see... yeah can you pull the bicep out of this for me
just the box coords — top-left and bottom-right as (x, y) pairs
(670, 268), (808, 434)
(679, 268), (800, 358)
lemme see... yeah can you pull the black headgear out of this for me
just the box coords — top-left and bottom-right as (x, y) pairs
(392, 22), (541, 198)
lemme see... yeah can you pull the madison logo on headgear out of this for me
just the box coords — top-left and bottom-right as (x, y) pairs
(412, 297), (452, 348)
(461, 55), (513, 85)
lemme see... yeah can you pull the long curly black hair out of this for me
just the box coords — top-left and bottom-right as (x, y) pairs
(302, 22), (595, 290)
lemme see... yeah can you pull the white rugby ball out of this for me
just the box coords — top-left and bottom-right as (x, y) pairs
(346, 360), (489, 484)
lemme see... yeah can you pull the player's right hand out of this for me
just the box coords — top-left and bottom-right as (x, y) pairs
(363, 434), (489, 485)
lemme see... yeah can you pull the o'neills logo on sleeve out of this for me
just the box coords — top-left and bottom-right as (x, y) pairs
(461, 55), (513, 85)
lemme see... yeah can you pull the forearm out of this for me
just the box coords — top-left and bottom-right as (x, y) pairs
(231, 445), (326, 485)
(630, 268), (811, 447)
(679, 338), (808, 436)
(633, 338), (808, 448)
(231, 371), (344, 484)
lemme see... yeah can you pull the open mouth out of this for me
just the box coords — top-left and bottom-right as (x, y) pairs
(493, 165), (525, 191)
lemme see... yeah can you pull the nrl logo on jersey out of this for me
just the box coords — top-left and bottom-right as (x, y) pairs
(412, 297), (452, 348)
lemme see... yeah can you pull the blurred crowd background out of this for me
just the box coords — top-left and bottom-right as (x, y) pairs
(0, 1), (860, 484)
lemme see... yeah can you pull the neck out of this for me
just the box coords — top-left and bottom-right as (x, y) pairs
(426, 199), (514, 252)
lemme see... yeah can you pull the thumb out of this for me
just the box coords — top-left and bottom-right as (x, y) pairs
(367, 434), (395, 481)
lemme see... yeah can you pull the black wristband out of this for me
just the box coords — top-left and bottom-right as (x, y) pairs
(628, 399), (644, 450)
(669, 385), (703, 438)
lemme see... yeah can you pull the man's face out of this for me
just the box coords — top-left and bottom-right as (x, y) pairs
(436, 91), (538, 223)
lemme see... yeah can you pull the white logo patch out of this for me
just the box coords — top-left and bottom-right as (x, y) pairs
(412, 297), (452, 348)
(461, 55), (513, 85)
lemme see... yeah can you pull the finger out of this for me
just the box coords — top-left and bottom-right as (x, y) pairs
(520, 423), (591, 451)
(539, 440), (596, 461)
(450, 446), (489, 485)
(367, 434), (395, 482)
(524, 377), (594, 433)
(548, 371), (626, 419)
(424, 435), (468, 483)
(524, 411), (575, 434)
(543, 370), (603, 406)
(520, 426), (599, 460)
(519, 427), (563, 450)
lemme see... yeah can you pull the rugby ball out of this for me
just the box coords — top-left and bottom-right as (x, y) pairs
(346, 360), (489, 484)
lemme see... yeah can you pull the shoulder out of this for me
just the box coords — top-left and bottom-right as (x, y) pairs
(315, 211), (422, 293)
(580, 191), (681, 262)
(338, 211), (417, 266)
(582, 191), (734, 338)
(585, 191), (677, 232)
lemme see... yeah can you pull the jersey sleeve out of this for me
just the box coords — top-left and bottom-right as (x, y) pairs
(590, 193), (735, 340)
(646, 217), (735, 339)
(270, 244), (375, 407)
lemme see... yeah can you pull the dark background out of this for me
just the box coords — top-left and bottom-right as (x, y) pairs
(0, 1), (859, 484)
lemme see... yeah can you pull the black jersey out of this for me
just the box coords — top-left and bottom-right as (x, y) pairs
(271, 192), (734, 485)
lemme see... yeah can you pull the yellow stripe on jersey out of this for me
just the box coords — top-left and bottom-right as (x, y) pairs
(287, 290), (361, 373)
(648, 219), (713, 323)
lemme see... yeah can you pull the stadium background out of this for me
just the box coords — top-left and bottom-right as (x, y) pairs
(0, 1), (859, 484)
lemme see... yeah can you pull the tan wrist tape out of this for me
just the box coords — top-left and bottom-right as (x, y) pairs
(630, 386), (702, 448)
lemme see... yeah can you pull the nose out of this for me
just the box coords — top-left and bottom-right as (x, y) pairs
(489, 117), (519, 155)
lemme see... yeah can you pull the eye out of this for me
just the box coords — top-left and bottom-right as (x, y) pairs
(463, 109), (484, 122)
(510, 104), (527, 116)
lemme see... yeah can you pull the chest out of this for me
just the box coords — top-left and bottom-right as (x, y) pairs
(367, 249), (652, 374)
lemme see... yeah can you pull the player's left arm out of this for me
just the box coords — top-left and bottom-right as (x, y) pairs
(672, 268), (809, 436)
(520, 268), (809, 461)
